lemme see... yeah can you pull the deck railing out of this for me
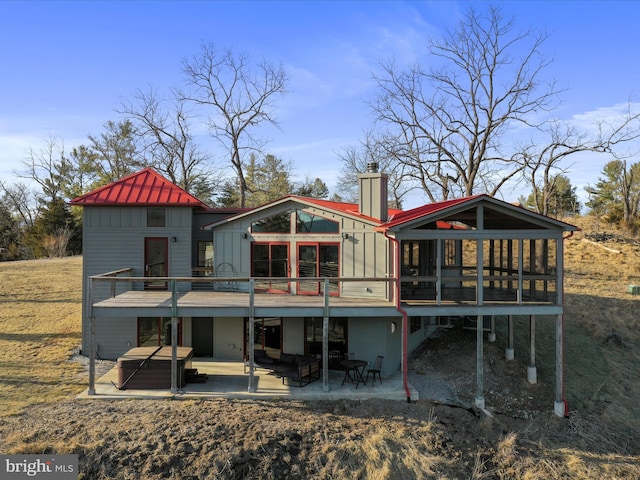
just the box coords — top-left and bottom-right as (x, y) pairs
(88, 271), (396, 305)
(89, 266), (558, 307)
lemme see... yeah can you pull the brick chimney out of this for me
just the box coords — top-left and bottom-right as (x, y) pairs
(358, 162), (388, 221)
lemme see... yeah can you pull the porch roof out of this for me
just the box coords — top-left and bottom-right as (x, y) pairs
(379, 194), (579, 232)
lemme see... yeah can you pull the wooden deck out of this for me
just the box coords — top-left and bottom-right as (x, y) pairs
(90, 288), (562, 318)
(91, 290), (400, 318)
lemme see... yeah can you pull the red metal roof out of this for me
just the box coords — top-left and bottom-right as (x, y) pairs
(288, 195), (403, 224)
(70, 168), (209, 208)
(381, 195), (480, 229)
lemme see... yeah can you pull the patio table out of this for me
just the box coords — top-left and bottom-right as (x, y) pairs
(340, 359), (367, 388)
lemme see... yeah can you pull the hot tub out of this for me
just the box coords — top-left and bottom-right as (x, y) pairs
(117, 346), (193, 389)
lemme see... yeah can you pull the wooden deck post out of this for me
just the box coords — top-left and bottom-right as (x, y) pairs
(171, 279), (178, 394)
(248, 279), (256, 393)
(554, 313), (565, 416)
(323, 278), (329, 392)
(554, 237), (566, 417)
(88, 277), (96, 395)
(527, 315), (537, 384)
(475, 219), (485, 409)
(475, 314), (485, 409)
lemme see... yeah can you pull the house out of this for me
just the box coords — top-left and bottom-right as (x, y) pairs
(71, 165), (577, 416)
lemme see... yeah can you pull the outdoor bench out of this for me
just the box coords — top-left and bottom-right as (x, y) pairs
(247, 351), (320, 387)
(276, 353), (320, 387)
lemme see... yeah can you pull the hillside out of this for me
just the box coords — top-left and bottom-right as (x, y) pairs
(0, 222), (639, 479)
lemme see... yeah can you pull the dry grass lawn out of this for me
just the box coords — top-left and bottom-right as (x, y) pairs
(0, 256), (85, 416)
(1, 220), (639, 479)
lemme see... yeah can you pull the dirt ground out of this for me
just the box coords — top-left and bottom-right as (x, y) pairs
(1, 322), (638, 479)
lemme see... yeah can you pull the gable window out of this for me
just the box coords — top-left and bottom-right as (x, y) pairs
(251, 210), (291, 233)
(251, 243), (290, 292)
(297, 243), (340, 295)
(296, 210), (339, 233)
(138, 317), (182, 347)
(147, 207), (166, 227)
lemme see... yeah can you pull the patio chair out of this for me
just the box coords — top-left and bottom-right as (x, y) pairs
(366, 355), (383, 385)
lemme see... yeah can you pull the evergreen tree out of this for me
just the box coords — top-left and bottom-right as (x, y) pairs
(526, 174), (580, 217)
(0, 201), (21, 260)
(295, 177), (329, 199)
(586, 159), (640, 231)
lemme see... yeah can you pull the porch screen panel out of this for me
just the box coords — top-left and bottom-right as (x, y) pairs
(521, 238), (557, 303)
(441, 239), (476, 302)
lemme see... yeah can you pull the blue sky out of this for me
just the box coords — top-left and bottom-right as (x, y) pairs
(1, 0), (639, 208)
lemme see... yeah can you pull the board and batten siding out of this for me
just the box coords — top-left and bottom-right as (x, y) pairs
(211, 202), (391, 299)
(81, 205), (194, 357)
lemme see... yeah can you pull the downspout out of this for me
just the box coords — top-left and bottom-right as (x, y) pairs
(383, 230), (411, 403)
(560, 230), (574, 417)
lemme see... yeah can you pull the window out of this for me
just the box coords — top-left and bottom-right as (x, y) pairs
(297, 243), (339, 295)
(138, 317), (182, 346)
(147, 207), (166, 227)
(304, 317), (347, 360)
(244, 317), (282, 358)
(296, 210), (339, 233)
(197, 241), (213, 269)
(251, 210), (291, 233)
(251, 243), (289, 292)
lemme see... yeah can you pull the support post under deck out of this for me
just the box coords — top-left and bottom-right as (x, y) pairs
(554, 313), (565, 416)
(323, 279), (330, 392)
(248, 279), (256, 393)
(527, 315), (537, 384)
(505, 315), (514, 361)
(171, 280), (178, 394)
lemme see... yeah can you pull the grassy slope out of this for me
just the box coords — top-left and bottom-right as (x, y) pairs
(0, 256), (85, 416)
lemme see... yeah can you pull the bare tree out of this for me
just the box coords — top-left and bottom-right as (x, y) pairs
(520, 105), (640, 216)
(0, 181), (38, 227)
(337, 130), (415, 208)
(120, 88), (221, 201)
(181, 43), (288, 207)
(16, 136), (72, 204)
(370, 6), (557, 200)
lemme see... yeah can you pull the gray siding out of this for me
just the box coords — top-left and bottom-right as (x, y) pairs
(81, 205), (194, 355)
(213, 317), (244, 360)
(94, 317), (137, 359)
(348, 317), (399, 377)
(211, 201), (391, 298)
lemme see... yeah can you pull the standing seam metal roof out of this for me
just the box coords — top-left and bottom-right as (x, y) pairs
(69, 168), (209, 208)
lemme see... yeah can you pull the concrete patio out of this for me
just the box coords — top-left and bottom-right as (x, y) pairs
(77, 359), (419, 401)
